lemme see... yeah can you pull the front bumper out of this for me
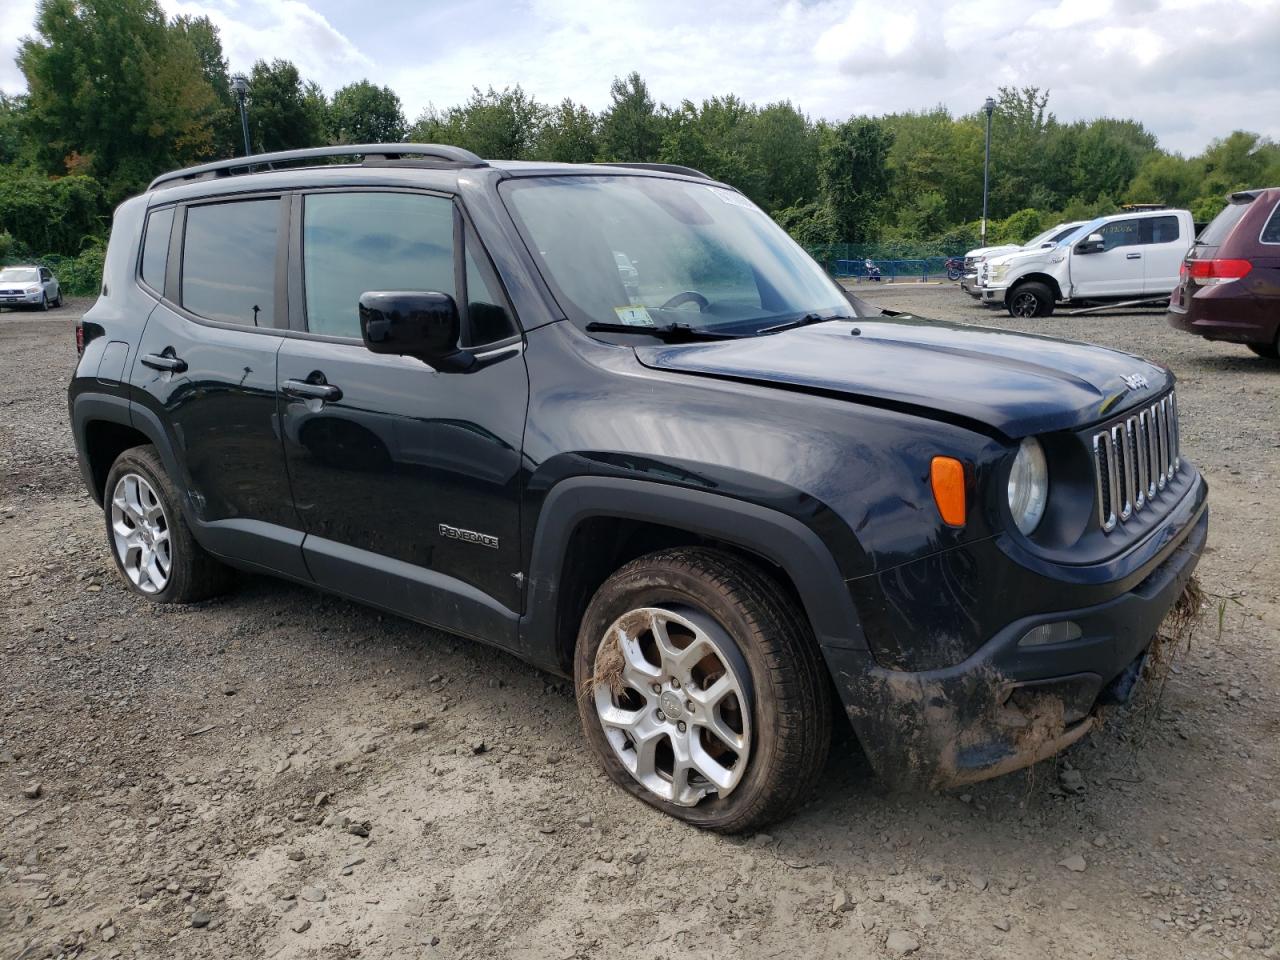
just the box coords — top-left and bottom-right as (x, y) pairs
(0, 292), (43, 306)
(824, 494), (1208, 789)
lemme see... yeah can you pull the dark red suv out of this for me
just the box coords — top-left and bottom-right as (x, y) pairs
(1167, 188), (1280, 359)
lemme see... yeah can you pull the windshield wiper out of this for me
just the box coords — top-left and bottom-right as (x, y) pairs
(754, 312), (850, 335)
(584, 321), (741, 342)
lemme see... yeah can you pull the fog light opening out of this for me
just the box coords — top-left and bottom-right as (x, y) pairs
(1018, 620), (1083, 648)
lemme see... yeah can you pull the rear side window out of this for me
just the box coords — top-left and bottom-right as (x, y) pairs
(140, 207), (174, 292)
(1262, 201), (1280, 244)
(1148, 215), (1181, 244)
(1198, 198), (1252, 247)
(181, 199), (280, 327)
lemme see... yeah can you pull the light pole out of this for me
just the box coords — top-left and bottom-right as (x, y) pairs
(231, 74), (251, 156)
(981, 96), (995, 246)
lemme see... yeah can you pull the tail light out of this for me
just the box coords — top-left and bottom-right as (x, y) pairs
(1184, 258), (1253, 286)
(75, 323), (85, 355)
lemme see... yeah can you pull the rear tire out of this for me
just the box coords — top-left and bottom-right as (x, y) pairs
(1246, 336), (1279, 360)
(103, 445), (235, 603)
(574, 547), (832, 833)
(1007, 281), (1055, 318)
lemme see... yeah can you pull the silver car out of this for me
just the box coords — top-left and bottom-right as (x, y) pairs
(0, 265), (62, 311)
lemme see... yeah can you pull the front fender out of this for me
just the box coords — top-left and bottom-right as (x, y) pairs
(519, 476), (868, 672)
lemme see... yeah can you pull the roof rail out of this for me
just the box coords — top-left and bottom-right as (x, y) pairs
(147, 144), (487, 191)
(596, 162), (713, 181)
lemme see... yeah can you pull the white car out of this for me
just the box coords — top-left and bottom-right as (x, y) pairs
(978, 210), (1194, 317)
(0, 265), (62, 311)
(961, 223), (1085, 297)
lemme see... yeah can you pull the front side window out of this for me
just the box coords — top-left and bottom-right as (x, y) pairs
(303, 192), (455, 339)
(181, 199), (280, 327)
(141, 206), (174, 292)
(1097, 219), (1142, 251)
(500, 175), (852, 336)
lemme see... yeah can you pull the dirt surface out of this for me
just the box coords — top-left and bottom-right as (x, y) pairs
(2, 288), (1278, 960)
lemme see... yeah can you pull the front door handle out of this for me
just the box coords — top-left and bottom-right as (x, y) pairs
(282, 377), (342, 403)
(140, 350), (187, 373)
(1126, 253), (1142, 259)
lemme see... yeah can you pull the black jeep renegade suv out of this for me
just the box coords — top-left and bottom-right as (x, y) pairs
(69, 144), (1208, 832)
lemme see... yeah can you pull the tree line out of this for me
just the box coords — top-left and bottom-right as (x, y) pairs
(3, 0), (1280, 271)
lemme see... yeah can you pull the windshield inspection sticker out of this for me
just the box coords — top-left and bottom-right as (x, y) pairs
(614, 305), (656, 327)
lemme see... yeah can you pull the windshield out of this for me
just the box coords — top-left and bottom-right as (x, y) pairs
(500, 175), (852, 335)
(0, 268), (39, 283)
(1022, 223), (1079, 249)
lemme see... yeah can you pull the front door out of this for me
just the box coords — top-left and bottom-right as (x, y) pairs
(277, 189), (528, 647)
(130, 195), (306, 578)
(1069, 217), (1145, 298)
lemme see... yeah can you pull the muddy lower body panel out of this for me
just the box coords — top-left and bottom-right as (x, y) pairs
(825, 506), (1207, 789)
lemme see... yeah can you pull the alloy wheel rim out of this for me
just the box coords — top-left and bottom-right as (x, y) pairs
(592, 605), (752, 807)
(110, 472), (172, 594)
(1011, 292), (1038, 317)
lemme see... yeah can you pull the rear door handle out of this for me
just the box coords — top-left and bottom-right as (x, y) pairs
(140, 351), (187, 373)
(1126, 253), (1142, 259)
(282, 378), (342, 402)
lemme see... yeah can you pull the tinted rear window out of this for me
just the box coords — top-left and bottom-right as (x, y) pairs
(141, 207), (174, 292)
(1262, 200), (1280, 244)
(181, 199), (279, 327)
(1198, 198), (1252, 247)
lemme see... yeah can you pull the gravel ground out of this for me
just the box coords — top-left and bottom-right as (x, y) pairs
(2, 288), (1278, 960)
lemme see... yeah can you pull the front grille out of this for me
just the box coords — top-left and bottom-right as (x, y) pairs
(1091, 392), (1180, 533)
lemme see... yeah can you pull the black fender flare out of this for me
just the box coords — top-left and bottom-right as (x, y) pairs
(520, 476), (867, 672)
(69, 391), (190, 517)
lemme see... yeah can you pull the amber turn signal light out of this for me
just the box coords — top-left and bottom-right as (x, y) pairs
(930, 456), (966, 527)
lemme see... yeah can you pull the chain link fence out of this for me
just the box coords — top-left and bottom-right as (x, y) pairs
(805, 243), (967, 283)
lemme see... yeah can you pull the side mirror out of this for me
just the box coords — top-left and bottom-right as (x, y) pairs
(359, 291), (474, 372)
(1076, 233), (1105, 254)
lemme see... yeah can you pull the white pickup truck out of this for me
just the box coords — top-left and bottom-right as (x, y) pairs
(977, 209), (1194, 317)
(960, 222), (1085, 297)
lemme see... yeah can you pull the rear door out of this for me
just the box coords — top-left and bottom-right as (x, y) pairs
(276, 188), (528, 647)
(130, 195), (306, 577)
(1142, 214), (1190, 295)
(1069, 218), (1145, 297)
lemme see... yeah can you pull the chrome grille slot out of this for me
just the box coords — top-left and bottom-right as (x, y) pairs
(1091, 391), (1180, 533)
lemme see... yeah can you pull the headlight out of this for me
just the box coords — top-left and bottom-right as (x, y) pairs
(1007, 437), (1048, 535)
(989, 264), (1007, 282)
(25, 286), (40, 294)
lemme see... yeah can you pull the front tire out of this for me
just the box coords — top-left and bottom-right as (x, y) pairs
(39, 294), (48, 312)
(1246, 335), (1279, 360)
(103, 445), (234, 603)
(574, 548), (832, 833)
(1007, 281), (1055, 318)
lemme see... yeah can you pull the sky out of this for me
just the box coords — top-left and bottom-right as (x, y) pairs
(2, 0), (1278, 155)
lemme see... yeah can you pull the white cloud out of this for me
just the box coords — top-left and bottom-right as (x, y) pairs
(2, 0), (1278, 154)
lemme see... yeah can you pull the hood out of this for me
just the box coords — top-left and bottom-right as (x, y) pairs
(634, 316), (1172, 438)
(965, 244), (1019, 259)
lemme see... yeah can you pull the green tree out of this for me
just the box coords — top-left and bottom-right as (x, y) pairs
(750, 101), (818, 213)
(535, 99), (598, 163)
(172, 14), (236, 156)
(18, 0), (222, 199)
(661, 95), (760, 197)
(409, 86), (544, 159)
(245, 59), (328, 153)
(330, 80), (406, 144)
(598, 72), (664, 162)
(0, 168), (105, 255)
(818, 117), (894, 243)
(0, 93), (33, 167)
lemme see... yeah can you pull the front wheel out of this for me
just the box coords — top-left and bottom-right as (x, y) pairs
(574, 547), (832, 833)
(39, 294), (48, 312)
(103, 445), (234, 603)
(1246, 335), (1279, 360)
(1007, 281), (1055, 318)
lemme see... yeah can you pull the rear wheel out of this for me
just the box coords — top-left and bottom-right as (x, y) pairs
(574, 547), (832, 833)
(1246, 335), (1279, 360)
(103, 445), (234, 603)
(1007, 281), (1055, 318)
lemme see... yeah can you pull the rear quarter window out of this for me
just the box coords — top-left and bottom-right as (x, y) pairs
(140, 206), (174, 292)
(1261, 200), (1280, 244)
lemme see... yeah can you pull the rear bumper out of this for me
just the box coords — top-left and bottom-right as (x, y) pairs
(824, 492), (1207, 789)
(1166, 299), (1279, 345)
